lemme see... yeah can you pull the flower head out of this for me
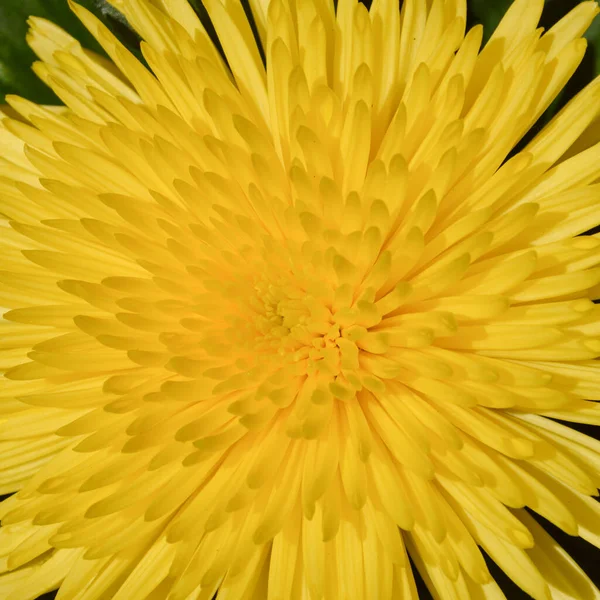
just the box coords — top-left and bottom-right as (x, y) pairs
(1, 0), (600, 598)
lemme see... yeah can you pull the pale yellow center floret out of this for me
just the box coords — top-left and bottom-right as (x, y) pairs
(254, 277), (361, 378)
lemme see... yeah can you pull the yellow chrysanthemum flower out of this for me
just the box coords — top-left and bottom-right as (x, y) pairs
(1, 0), (600, 598)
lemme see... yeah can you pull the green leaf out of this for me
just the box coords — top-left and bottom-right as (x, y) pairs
(0, 0), (137, 105)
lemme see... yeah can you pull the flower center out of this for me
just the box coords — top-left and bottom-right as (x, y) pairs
(250, 271), (383, 389)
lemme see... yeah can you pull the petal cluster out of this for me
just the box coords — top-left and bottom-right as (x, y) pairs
(1, 0), (600, 599)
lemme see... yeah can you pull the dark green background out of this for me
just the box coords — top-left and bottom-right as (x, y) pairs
(0, 1), (597, 600)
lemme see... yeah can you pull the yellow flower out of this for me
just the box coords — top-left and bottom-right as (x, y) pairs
(1, 0), (600, 598)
